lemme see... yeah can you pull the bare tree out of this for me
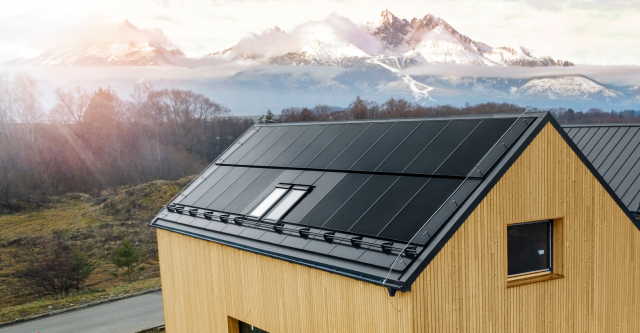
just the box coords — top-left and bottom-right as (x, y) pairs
(12, 72), (42, 141)
(0, 73), (13, 139)
(50, 86), (91, 134)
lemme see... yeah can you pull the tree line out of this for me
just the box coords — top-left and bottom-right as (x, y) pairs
(1, 72), (638, 209)
(0, 72), (252, 209)
(277, 96), (640, 124)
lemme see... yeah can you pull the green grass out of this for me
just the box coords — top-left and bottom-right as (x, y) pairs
(0, 176), (193, 323)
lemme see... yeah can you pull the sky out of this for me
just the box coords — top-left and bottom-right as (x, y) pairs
(0, 0), (639, 65)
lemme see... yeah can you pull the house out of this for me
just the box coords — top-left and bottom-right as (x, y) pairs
(150, 112), (640, 332)
(564, 123), (640, 216)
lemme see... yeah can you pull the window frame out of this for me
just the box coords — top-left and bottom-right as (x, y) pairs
(246, 184), (311, 224)
(506, 218), (565, 288)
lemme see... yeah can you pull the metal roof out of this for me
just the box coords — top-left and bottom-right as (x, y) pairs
(564, 124), (640, 213)
(151, 112), (637, 294)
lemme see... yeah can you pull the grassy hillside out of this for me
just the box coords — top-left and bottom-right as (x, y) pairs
(0, 176), (193, 322)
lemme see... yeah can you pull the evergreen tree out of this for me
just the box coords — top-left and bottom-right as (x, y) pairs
(112, 239), (141, 283)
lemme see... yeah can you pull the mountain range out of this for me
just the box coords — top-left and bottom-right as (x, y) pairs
(5, 11), (639, 112)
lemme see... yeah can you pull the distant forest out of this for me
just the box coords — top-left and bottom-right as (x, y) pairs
(1, 71), (639, 209)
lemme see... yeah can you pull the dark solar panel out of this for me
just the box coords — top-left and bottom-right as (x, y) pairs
(224, 169), (282, 213)
(348, 176), (428, 236)
(328, 123), (394, 170)
(269, 125), (327, 167)
(252, 125), (308, 166)
(298, 173), (371, 227)
(222, 127), (274, 164)
(177, 166), (233, 206)
(207, 168), (265, 211)
(436, 119), (515, 176)
(291, 170), (324, 186)
(287, 124), (348, 168)
(237, 126), (290, 165)
(351, 121), (420, 172)
(284, 172), (347, 224)
(192, 167), (249, 208)
(378, 178), (464, 242)
(239, 169), (303, 215)
(376, 121), (449, 173)
(404, 120), (481, 175)
(306, 123), (370, 169)
(322, 175), (399, 231)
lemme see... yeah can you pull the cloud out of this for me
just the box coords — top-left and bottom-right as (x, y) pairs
(402, 64), (640, 86)
(70, 19), (177, 49)
(227, 13), (382, 58)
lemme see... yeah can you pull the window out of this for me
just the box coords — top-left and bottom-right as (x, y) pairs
(248, 185), (311, 223)
(239, 320), (269, 333)
(507, 220), (552, 275)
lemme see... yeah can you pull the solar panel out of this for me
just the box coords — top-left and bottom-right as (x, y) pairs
(328, 123), (394, 170)
(351, 121), (420, 172)
(269, 125), (328, 167)
(306, 123), (370, 169)
(287, 124), (348, 168)
(376, 121), (449, 173)
(252, 125), (308, 166)
(298, 173), (371, 227)
(404, 119), (481, 175)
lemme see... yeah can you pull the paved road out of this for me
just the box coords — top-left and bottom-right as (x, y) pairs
(0, 291), (164, 333)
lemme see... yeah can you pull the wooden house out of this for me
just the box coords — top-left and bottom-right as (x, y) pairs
(150, 112), (640, 332)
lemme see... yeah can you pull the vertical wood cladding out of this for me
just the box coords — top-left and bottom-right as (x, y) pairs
(157, 124), (640, 332)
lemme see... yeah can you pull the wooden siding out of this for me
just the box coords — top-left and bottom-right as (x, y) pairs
(157, 123), (640, 332)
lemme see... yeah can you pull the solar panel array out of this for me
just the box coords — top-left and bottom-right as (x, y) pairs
(565, 125), (640, 212)
(173, 117), (534, 247)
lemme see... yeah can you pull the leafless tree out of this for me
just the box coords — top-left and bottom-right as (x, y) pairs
(0, 73), (13, 139)
(12, 72), (43, 141)
(50, 86), (91, 135)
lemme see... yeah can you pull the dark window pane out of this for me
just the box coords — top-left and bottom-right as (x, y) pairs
(239, 321), (269, 333)
(507, 221), (552, 275)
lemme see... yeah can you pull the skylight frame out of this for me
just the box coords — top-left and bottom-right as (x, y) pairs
(247, 184), (312, 224)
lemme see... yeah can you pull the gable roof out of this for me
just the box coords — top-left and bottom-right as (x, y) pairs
(150, 112), (636, 294)
(563, 124), (640, 213)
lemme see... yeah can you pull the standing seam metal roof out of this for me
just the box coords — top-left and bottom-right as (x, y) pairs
(564, 124), (640, 213)
(150, 113), (637, 293)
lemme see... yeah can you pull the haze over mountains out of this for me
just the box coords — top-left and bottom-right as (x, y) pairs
(5, 11), (640, 113)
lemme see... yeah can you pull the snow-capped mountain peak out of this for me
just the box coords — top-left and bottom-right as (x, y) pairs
(14, 20), (186, 67)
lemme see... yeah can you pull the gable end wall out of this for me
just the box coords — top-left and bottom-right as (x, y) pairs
(156, 124), (640, 332)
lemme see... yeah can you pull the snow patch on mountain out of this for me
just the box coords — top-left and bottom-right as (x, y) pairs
(516, 76), (620, 100)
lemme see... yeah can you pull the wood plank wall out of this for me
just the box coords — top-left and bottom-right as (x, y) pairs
(157, 124), (640, 333)
(411, 123), (640, 332)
